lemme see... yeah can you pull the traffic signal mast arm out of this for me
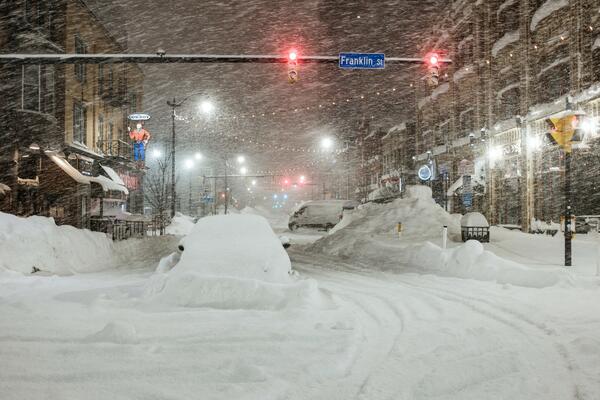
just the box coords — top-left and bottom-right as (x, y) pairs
(0, 53), (453, 65)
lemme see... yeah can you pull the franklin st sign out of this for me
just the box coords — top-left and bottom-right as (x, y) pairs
(339, 53), (385, 69)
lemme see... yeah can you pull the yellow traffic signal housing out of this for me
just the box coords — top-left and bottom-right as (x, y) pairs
(545, 113), (584, 153)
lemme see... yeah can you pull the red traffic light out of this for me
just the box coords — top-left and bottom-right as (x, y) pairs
(288, 50), (298, 61)
(428, 53), (439, 66)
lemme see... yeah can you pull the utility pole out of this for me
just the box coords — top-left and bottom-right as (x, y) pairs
(166, 98), (178, 218)
(224, 160), (229, 215)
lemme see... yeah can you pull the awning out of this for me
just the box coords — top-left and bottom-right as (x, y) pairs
(101, 165), (126, 186)
(47, 153), (128, 195)
(91, 175), (129, 195)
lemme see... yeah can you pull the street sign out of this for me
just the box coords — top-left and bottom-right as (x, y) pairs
(339, 53), (385, 69)
(128, 113), (151, 121)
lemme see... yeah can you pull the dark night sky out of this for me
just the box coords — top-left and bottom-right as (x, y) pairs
(97, 0), (444, 173)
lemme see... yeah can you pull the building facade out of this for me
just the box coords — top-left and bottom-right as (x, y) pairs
(0, 0), (145, 228)
(404, 0), (600, 231)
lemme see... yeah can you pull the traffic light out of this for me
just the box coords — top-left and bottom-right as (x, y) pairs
(288, 49), (299, 84)
(425, 52), (440, 87)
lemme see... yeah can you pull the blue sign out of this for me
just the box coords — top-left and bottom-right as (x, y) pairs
(463, 193), (473, 208)
(201, 196), (214, 204)
(418, 165), (433, 181)
(339, 53), (385, 69)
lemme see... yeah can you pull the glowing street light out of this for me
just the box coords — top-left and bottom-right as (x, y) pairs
(321, 137), (334, 150)
(251, 180), (257, 186)
(184, 159), (194, 169)
(239, 166), (248, 175)
(199, 100), (214, 114)
(151, 148), (162, 159)
(194, 152), (203, 160)
(237, 155), (245, 164)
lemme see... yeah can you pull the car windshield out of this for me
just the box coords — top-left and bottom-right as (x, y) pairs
(2, 1), (600, 399)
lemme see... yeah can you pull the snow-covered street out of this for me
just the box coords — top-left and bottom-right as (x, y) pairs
(2, 233), (600, 399)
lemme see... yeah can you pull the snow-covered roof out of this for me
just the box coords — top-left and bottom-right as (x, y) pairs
(530, 0), (569, 32)
(537, 56), (570, 77)
(48, 153), (128, 195)
(492, 31), (520, 57)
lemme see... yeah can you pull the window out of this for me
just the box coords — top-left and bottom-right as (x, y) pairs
(108, 122), (114, 144)
(74, 36), (87, 82)
(43, 66), (55, 115)
(73, 100), (87, 144)
(129, 93), (137, 113)
(98, 115), (104, 149)
(107, 65), (114, 95)
(22, 65), (40, 111)
(98, 64), (104, 95)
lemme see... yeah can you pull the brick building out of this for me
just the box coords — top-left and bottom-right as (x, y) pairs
(406, 0), (600, 231)
(0, 0), (145, 228)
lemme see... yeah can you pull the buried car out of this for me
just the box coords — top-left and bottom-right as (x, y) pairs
(288, 200), (358, 231)
(161, 214), (292, 283)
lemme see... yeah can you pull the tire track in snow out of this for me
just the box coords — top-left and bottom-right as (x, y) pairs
(293, 254), (583, 399)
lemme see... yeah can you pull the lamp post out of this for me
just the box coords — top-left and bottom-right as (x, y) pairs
(222, 155), (246, 215)
(166, 95), (214, 218)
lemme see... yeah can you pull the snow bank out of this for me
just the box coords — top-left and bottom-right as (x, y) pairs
(241, 205), (289, 230)
(310, 186), (461, 259)
(146, 273), (320, 310)
(410, 240), (573, 288)
(146, 214), (321, 309)
(83, 321), (139, 344)
(165, 212), (195, 236)
(0, 212), (114, 274)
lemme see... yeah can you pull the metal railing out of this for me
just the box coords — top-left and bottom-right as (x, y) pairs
(90, 218), (146, 241)
(97, 139), (133, 160)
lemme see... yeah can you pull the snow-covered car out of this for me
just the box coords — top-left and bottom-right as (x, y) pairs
(288, 200), (358, 231)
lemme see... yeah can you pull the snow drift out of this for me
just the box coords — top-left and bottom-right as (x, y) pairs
(148, 214), (321, 309)
(165, 212), (195, 236)
(411, 240), (574, 288)
(0, 212), (114, 274)
(310, 185), (461, 259)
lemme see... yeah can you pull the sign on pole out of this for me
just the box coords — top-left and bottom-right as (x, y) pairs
(128, 113), (151, 121)
(339, 53), (385, 69)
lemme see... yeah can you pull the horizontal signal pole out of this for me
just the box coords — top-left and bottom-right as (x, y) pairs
(0, 53), (452, 65)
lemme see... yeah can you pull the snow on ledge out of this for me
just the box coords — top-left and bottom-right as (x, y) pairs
(530, 0), (569, 32)
(492, 31), (520, 57)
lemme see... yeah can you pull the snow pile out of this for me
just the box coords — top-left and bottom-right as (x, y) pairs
(165, 212), (195, 235)
(530, 0), (568, 31)
(0, 212), (114, 274)
(410, 240), (573, 288)
(83, 321), (139, 344)
(241, 205), (289, 230)
(147, 214), (320, 309)
(461, 212), (489, 227)
(310, 185), (461, 260)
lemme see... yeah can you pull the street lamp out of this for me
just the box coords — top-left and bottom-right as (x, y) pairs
(151, 148), (162, 159)
(237, 155), (245, 164)
(166, 94), (215, 218)
(321, 137), (334, 151)
(199, 100), (214, 114)
(239, 166), (248, 175)
(194, 152), (203, 160)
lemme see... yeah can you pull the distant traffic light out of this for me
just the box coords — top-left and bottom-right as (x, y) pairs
(288, 49), (299, 84)
(425, 52), (441, 87)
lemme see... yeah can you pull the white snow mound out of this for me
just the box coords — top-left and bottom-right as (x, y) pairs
(83, 321), (139, 344)
(411, 240), (574, 288)
(0, 212), (114, 274)
(310, 185), (461, 258)
(165, 212), (195, 236)
(147, 214), (322, 309)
